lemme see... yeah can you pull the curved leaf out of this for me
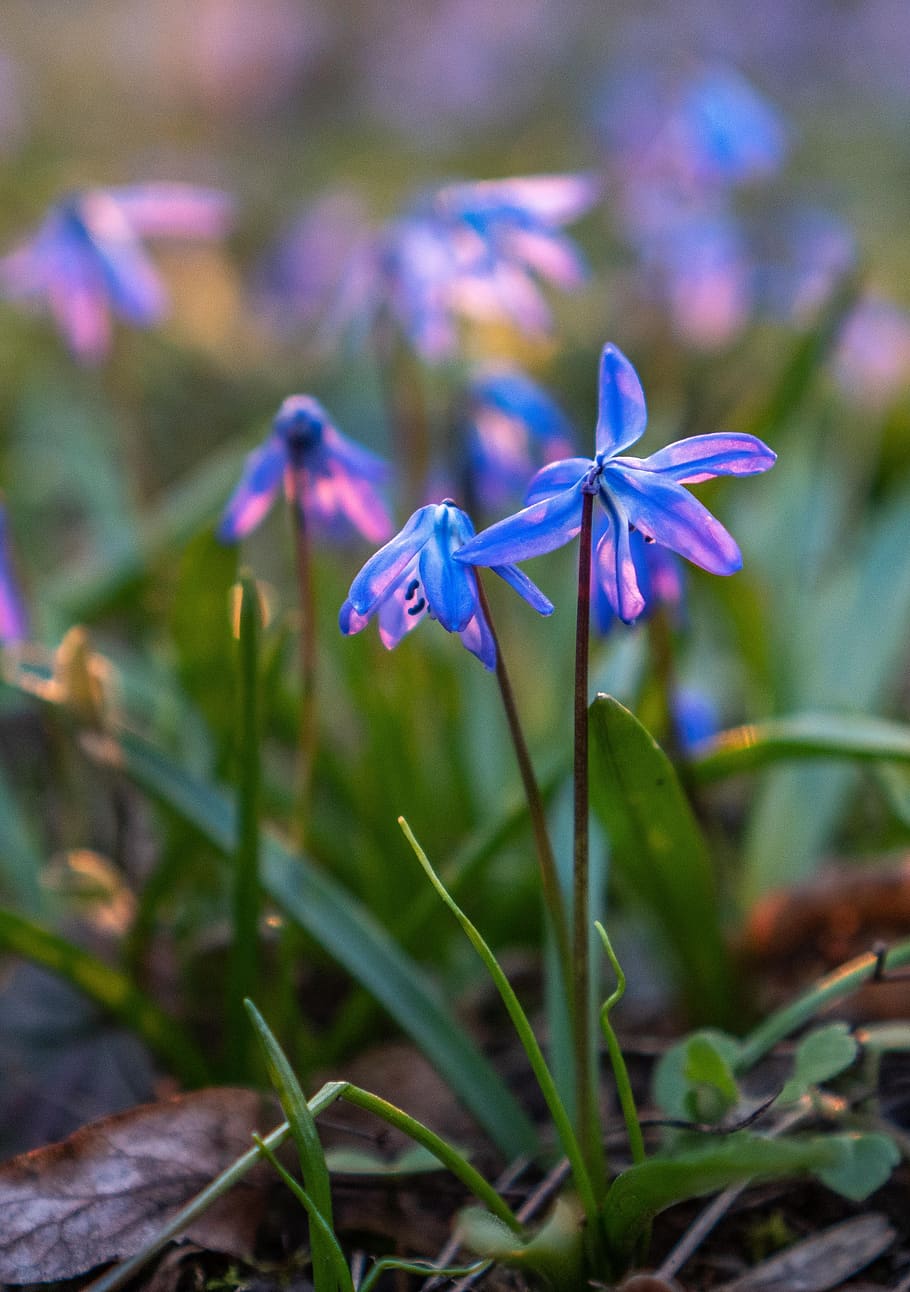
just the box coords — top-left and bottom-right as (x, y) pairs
(691, 712), (910, 782)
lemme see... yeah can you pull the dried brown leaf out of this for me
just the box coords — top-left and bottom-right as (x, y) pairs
(0, 1087), (276, 1284)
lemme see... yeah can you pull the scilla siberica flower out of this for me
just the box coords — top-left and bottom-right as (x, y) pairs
(590, 522), (684, 635)
(339, 500), (553, 670)
(0, 184), (232, 363)
(456, 344), (776, 623)
(218, 395), (393, 545)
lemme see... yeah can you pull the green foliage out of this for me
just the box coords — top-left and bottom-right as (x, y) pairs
(778, 1023), (859, 1103)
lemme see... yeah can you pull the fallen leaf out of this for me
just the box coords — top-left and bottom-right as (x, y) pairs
(0, 1087), (276, 1283)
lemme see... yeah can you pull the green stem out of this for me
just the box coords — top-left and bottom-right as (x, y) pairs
(0, 905), (209, 1088)
(398, 816), (597, 1222)
(475, 574), (572, 991)
(594, 924), (645, 1168)
(572, 490), (604, 1194)
(291, 478), (318, 844)
(735, 939), (910, 1074)
(226, 574), (262, 1081)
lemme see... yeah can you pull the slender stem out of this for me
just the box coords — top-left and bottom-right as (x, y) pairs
(290, 469), (318, 844)
(399, 816), (598, 1222)
(572, 490), (602, 1190)
(594, 924), (644, 1168)
(475, 575), (572, 988)
(227, 575), (263, 1081)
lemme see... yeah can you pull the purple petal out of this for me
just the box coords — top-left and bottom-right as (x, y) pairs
(322, 423), (392, 484)
(455, 482), (584, 567)
(48, 253), (111, 364)
(301, 456), (393, 544)
(437, 175), (601, 226)
(459, 609), (496, 670)
(628, 433), (776, 483)
(78, 192), (167, 323)
(346, 506), (437, 616)
(110, 185), (233, 239)
(524, 457), (592, 506)
(491, 564), (554, 615)
(604, 465), (742, 575)
(217, 435), (285, 541)
(594, 496), (646, 623)
(498, 226), (588, 287)
(377, 563), (428, 647)
(595, 344), (647, 456)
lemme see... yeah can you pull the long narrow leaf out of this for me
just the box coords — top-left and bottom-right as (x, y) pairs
(588, 695), (732, 1024)
(691, 712), (910, 782)
(98, 727), (538, 1160)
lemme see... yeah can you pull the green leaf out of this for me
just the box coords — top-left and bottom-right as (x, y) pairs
(588, 695), (732, 1024)
(323, 1144), (443, 1176)
(459, 1199), (585, 1292)
(602, 1132), (862, 1260)
(101, 727), (538, 1161)
(246, 1002), (340, 1292)
(814, 1133), (899, 1202)
(779, 1023), (858, 1103)
(691, 712), (910, 782)
(653, 1030), (741, 1123)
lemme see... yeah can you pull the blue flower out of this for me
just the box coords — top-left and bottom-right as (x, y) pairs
(218, 395), (394, 545)
(590, 522), (684, 635)
(339, 499), (553, 670)
(331, 174), (600, 362)
(465, 368), (575, 510)
(456, 343), (776, 624)
(0, 184), (232, 363)
(0, 504), (28, 643)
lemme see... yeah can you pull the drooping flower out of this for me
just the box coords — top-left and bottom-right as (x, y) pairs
(464, 368), (575, 509)
(218, 395), (394, 545)
(0, 504), (28, 643)
(456, 343), (776, 624)
(330, 173), (600, 362)
(339, 499), (552, 670)
(0, 184), (232, 363)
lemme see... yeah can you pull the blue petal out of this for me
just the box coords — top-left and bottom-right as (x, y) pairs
(455, 482), (584, 567)
(419, 514), (477, 632)
(594, 494), (646, 623)
(595, 344), (647, 457)
(346, 505), (437, 616)
(524, 457), (592, 505)
(217, 435), (286, 542)
(491, 564), (554, 615)
(604, 465), (741, 575)
(459, 609), (497, 671)
(627, 433), (776, 483)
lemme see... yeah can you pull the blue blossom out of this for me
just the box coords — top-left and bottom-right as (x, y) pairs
(591, 522), (684, 635)
(0, 504), (28, 643)
(339, 499), (552, 670)
(0, 184), (232, 363)
(218, 395), (393, 545)
(673, 686), (720, 754)
(331, 174), (600, 362)
(465, 368), (575, 509)
(456, 343), (776, 624)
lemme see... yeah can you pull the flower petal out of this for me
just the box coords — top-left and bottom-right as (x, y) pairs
(217, 435), (285, 542)
(595, 344), (647, 456)
(377, 566), (428, 648)
(345, 505), (437, 617)
(524, 457), (592, 506)
(594, 495), (646, 623)
(419, 517), (477, 632)
(459, 609), (496, 671)
(491, 564), (554, 615)
(604, 465), (742, 574)
(110, 185), (233, 239)
(456, 482), (584, 567)
(627, 432), (776, 483)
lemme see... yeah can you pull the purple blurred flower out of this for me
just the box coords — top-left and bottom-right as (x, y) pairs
(672, 67), (787, 189)
(456, 343), (776, 624)
(465, 369), (575, 509)
(340, 498), (552, 670)
(0, 505), (28, 643)
(0, 184), (232, 363)
(218, 395), (393, 545)
(833, 296), (910, 407)
(758, 207), (857, 325)
(332, 174), (600, 362)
